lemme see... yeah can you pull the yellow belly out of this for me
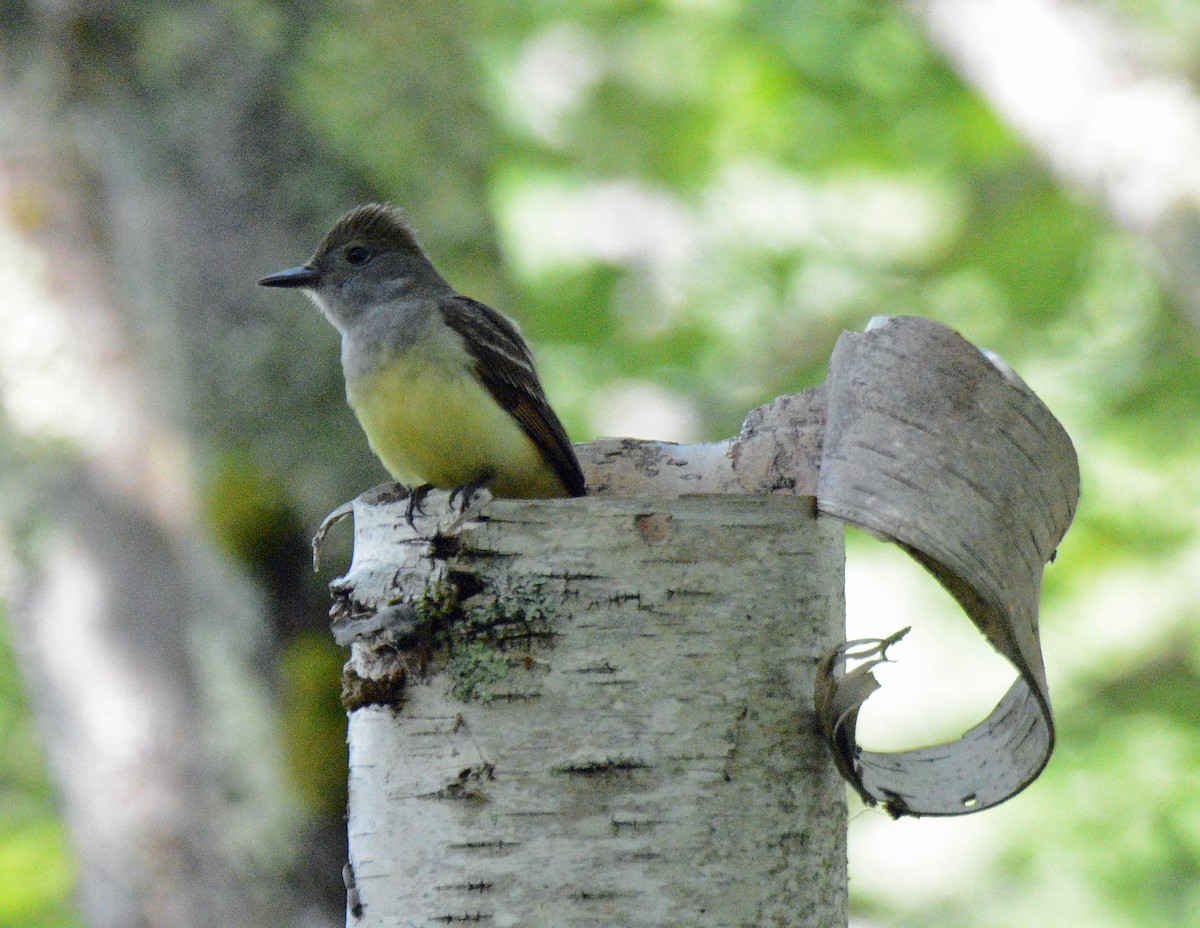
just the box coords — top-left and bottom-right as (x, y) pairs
(345, 354), (567, 498)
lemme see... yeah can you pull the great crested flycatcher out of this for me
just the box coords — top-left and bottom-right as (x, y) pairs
(259, 204), (586, 503)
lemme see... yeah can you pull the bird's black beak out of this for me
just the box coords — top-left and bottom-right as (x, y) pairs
(258, 265), (320, 288)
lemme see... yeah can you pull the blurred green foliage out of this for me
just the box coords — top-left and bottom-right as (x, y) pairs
(7, 0), (1200, 925)
(278, 631), (349, 815)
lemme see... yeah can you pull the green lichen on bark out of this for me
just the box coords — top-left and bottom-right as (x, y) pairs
(445, 576), (557, 701)
(447, 640), (511, 702)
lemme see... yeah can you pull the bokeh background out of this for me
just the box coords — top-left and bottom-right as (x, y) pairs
(2, 0), (1198, 926)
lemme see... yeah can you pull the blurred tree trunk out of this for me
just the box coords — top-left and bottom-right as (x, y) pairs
(910, 0), (1200, 327)
(0, 2), (364, 925)
(9, 470), (310, 928)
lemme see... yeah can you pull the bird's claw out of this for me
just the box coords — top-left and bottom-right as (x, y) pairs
(404, 483), (434, 530)
(448, 474), (490, 515)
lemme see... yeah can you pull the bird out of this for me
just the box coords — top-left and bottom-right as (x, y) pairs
(259, 204), (586, 521)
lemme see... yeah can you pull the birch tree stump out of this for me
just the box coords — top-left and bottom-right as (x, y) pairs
(326, 315), (1080, 928)
(335, 494), (847, 927)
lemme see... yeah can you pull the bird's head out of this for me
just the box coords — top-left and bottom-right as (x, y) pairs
(259, 203), (446, 330)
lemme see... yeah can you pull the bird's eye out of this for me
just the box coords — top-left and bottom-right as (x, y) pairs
(345, 245), (371, 265)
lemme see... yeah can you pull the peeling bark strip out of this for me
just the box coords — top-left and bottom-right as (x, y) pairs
(338, 495), (847, 928)
(815, 317), (1080, 816)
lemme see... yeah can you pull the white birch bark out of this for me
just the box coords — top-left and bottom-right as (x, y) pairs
(338, 494), (847, 928)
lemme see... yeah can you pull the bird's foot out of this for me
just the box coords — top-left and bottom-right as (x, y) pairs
(448, 473), (492, 516)
(404, 483), (434, 530)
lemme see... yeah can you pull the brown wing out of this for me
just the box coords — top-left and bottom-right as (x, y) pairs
(439, 295), (586, 496)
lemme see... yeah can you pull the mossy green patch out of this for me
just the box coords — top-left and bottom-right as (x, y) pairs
(448, 640), (511, 703)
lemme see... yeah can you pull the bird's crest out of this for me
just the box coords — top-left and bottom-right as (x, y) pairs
(316, 203), (422, 258)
